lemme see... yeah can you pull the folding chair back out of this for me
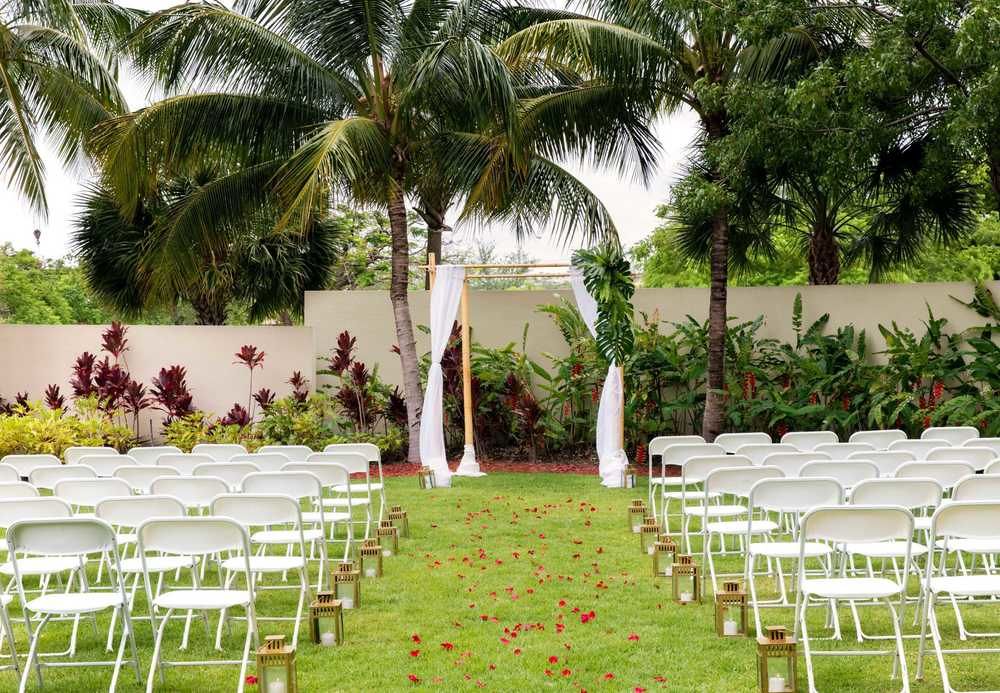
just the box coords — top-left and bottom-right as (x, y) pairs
(847, 450), (915, 477)
(29, 464), (97, 489)
(0, 481), (38, 499)
(156, 452), (214, 476)
(2, 453), (58, 477)
(814, 442), (875, 458)
(8, 517), (116, 558)
(283, 462), (352, 490)
(922, 426), (978, 446)
(974, 437), (1000, 458)
(849, 429), (906, 450)
(659, 443), (724, 467)
(762, 451), (831, 477)
(800, 460), (878, 489)
(0, 497), (72, 528)
(114, 465), (180, 494)
(306, 451), (368, 476)
(97, 495), (187, 528)
(683, 455), (752, 484)
(125, 445), (182, 465)
(54, 477), (132, 510)
(889, 438), (950, 459)
(781, 430), (838, 451)
(78, 453), (137, 477)
(705, 465), (783, 499)
(138, 516), (251, 559)
(231, 453), (289, 472)
(190, 443), (247, 462)
(895, 461), (975, 491)
(951, 474), (1000, 502)
(149, 476), (228, 510)
(256, 445), (313, 462)
(987, 459), (1000, 475)
(931, 501), (1000, 544)
(193, 462), (259, 491)
(64, 446), (117, 465)
(749, 477), (843, 513)
(714, 432), (770, 454)
(735, 443), (797, 466)
(648, 436), (705, 459)
(323, 443), (380, 462)
(0, 465), (18, 483)
(212, 493), (303, 529)
(925, 445), (996, 470)
(849, 477), (942, 510)
(801, 505), (913, 545)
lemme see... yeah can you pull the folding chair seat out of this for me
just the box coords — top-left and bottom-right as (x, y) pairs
(762, 451), (831, 477)
(917, 502), (1000, 692)
(2, 454), (59, 479)
(190, 443), (247, 462)
(28, 464), (97, 491)
(714, 432), (770, 454)
(850, 429), (907, 450)
(78, 453), (137, 478)
(155, 453), (214, 476)
(922, 426), (978, 447)
(781, 430), (838, 451)
(7, 517), (140, 693)
(114, 465), (180, 494)
(735, 443), (797, 466)
(925, 446), (997, 471)
(889, 438), (950, 459)
(125, 446), (182, 466)
(814, 442), (876, 458)
(64, 446), (117, 465)
(231, 453), (290, 473)
(137, 517), (258, 693)
(193, 462), (259, 491)
(794, 506), (914, 692)
(256, 445), (313, 462)
(149, 476), (228, 513)
(848, 450), (916, 477)
(800, 460), (878, 495)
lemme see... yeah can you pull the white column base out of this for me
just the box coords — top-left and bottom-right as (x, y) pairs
(453, 444), (487, 477)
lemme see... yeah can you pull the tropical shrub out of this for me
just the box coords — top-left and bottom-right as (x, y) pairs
(0, 400), (135, 459)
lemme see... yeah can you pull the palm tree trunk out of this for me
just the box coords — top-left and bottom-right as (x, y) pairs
(191, 294), (227, 325)
(416, 204), (449, 289)
(808, 221), (840, 285)
(387, 183), (423, 464)
(702, 206), (729, 442)
(989, 145), (1000, 212)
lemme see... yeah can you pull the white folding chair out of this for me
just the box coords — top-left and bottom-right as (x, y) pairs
(64, 447), (118, 465)
(890, 438), (951, 459)
(679, 455), (752, 553)
(850, 429), (907, 450)
(241, 472), (332, 586)
(647, 436), (707, 513)
(156, 453), (214, 477)
(113, 466), (181, 495)
(848, 451), (916, 477)
(282, 463), (356, 561)
(926, 446), (997, 471)
(2, 454), (59, 479)
(191, 443), (247, 462)
(29, 464), (97, 491)
(701, 465), (783, 592)
(794, 506), (914, 693)
(781, 431), (838, 451)
(736, 443), (798, 466)
(78, 454), (137, 478)
(987, 460), (1000, 475)
(0, 482), (38, 500)
(53, 478), (132, 516)
(193, 463), (259, 492)
(211, 494), (311, 648)
(973, 437), (1000, 458)
(256, 445), (313, 462)
(800, 460), (879, 494)
(762, 451), (831, 478)
(0, 466), (18, 484)
(744, 477), (843, 636)
(125, 446), (182, 466)
(324, 443), (387, 521)
(917, 502), (1000, 692)
(814, 442), (876, 458)
(231, 453), (290, 473)
(654, 442), (723, 526)
(149, 476), (228, 513)
(137, 517), (258, 693)
(7, 518), (140, 693)
(896, 462), (975, 496)
(922, 426), (978, 446)
(714, 432), (771, 453)
(952, 474), (1000, 502)
(306, 453), (372, 538)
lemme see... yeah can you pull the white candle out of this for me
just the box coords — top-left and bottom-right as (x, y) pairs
(680, 591), (693, 602)
(267, 680), (286, 693)
(723, 619), (738, 636)
(768, 674), (785, 692)
(320, 631), (337, 647)
(365, 567), (377, 578)
(647, 546), (655, 555)
(632, 525), (641, 534)
(382, 549), (392, 557)
(341, 597), (354, 609)
(662, 566), (672, 576)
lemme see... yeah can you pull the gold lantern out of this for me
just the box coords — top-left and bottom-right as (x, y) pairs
(308, 592), (344, 647)
(418, 467), (435, 489)
(639, 516), (661, 554)
(256, 635), (297, 693)
(652, 535), (677, 579)
(359, 538), (383, 578)
(757, 626), (797, 692)
(376, 520), (399, 557)
(671, 554), (701, 604)
(714, 581), (748, 637)
(388, 505), (410, 538)
(628, 499), (647, 534)
(621, 463), (637, 488)
(332, 560), (361, 609)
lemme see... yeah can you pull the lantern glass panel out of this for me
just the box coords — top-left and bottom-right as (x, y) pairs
(261, 664), (289, 693)
(628, 505), (646, 533)
(317, 616), (339, 646)
(335, 580), (356, 609)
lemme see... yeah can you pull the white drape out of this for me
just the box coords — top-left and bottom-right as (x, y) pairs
(570, 269), (628, 487)
(418, 265), (465, 487)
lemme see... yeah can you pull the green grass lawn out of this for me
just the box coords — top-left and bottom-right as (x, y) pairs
(3, 472), (999, 691)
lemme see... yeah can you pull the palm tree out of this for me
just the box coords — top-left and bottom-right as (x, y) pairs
(0, 1), (134, 214)
(94, 0), (651, 462)
(499, 0), (745, 440)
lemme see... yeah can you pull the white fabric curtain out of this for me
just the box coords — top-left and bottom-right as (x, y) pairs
(418, 265), (465, 486)
(570, 269), (628, 487)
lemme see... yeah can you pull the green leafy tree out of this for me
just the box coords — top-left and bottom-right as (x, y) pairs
(0, 244), (110, 324)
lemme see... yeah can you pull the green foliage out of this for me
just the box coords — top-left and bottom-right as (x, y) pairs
(572, 244), (636, 364)
(0, 245), (112, 324)
(161, 411), (260, 451)
(0, 400), (135, 458)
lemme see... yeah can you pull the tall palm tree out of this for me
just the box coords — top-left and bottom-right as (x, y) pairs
(94, 0), (653, 462)
(500, 0), (744, 440)
(0, 1), (134, 214)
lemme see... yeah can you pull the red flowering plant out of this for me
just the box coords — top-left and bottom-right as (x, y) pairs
(234, 345), (265, 423)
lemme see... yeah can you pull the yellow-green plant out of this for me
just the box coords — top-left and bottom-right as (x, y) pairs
(0, 401), (135, 459)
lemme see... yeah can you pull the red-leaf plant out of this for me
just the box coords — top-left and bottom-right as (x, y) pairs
(504, 374), (545, 462)
(151, 365), (195, 423)
(234, 345), (265, 422)
(220, 403), (251, 427)
(253, 388), (276, 411)
(70, 352), (98, 399)
(287, 371), (309, 404)
(44, 384), (65, 412)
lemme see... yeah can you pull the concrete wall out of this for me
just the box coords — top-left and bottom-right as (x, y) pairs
(304, 281), (998, 388)
(0, 325), (316, 438)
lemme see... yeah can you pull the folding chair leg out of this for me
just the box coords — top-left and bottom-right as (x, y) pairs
(290, 569), (309, 649)
(146, 607), (173, 693)
(237, 604), (258, 693)
(0, 604), (18, 675)
(884, 600), (910, 691)
(18, 613), (50, 693)
(916, 587), (930, 681)
(797, 596), (820, 693)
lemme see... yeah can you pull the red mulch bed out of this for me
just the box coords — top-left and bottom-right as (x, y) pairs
(379, 459), (681, 477)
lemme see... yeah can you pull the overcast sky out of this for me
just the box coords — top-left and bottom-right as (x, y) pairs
(0, 1), (699, 262)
